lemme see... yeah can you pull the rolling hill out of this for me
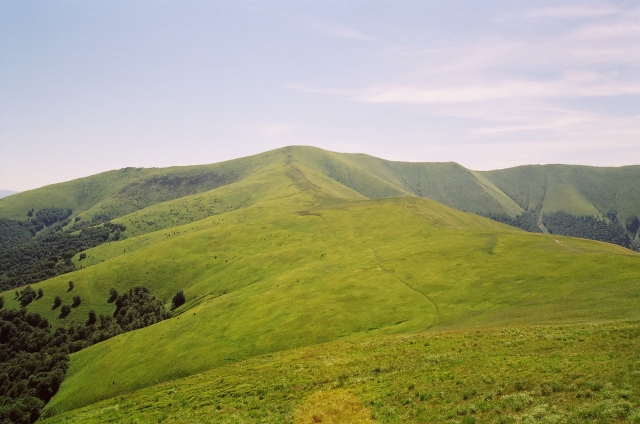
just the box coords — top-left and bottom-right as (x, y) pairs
(0, 146), (639, 422)
(2, 146), (639, 225)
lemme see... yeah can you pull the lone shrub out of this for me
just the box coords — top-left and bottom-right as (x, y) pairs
(171, 290), (186, 310)
(52, 296), (62, 309)
(108, 288), (118, 303)
(87, 310), (97, 325)
(68, 281), (74, 292)
(59, 304), (71, 318)
(72, 295), (81, 308)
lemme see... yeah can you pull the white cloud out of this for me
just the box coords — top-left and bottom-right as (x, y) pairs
(524, 5), (620, 20)
(292, 74), (640, 105)
(310, 22), (377, 41)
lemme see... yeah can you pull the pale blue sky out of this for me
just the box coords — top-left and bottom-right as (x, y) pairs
(1, 1), (638, 191)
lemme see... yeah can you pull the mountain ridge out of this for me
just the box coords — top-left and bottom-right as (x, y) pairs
(1, 146), (639, 223)
(0, 147), (638, 420)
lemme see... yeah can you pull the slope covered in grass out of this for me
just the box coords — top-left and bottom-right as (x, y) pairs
(481, 164), (640, 219)
(2, 146), (638, 225)
(8, 189), (635, 414)
(42, 320), (640, 423)
(1, 148), (639, 420)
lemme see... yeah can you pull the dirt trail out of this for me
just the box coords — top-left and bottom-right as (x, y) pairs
(403, 205), (460, 229)
(313, 213), (440, 330)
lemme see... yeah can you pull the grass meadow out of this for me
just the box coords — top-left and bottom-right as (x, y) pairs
(0, 150), (638, 421)
(43, 320), (640, 423)
(8, 195), (634, 415)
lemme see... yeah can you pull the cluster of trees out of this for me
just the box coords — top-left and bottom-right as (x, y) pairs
(0, 309), (69, 424)
(16, 286), (42, 308)
(28, 208), (73, 233)
(112, 286), (171, 332)
(543, 211), (638, 250)
(0, 285), (177, 423)
(485, 208), (640, 251)
(0, 225), (126, 292)
(0, 207), (74, 251)
(625, 215), (640, 236)
(0, 207), (130, 291)
(483, 210), (541, 233)
(0, 219), (33, 250)
(54, 286), (172, 354)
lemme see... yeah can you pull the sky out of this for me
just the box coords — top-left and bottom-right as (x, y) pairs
(1, 1), (639, 191)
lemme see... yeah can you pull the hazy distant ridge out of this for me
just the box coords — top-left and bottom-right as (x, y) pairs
(0, 190), (18, 199)
(0, 146), (638, 222)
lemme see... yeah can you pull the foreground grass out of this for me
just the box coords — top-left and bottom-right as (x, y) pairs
(43, 320), (640, 423)
(7, 194), (640, 414)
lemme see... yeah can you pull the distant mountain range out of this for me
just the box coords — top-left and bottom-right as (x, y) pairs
(1, 146), (639, 222)
(0, 190), (17, 199)
(1, 146), (639, 422)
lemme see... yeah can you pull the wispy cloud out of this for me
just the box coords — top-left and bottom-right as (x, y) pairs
(310, 22), (377, 41)
(524, 5), (620, 20)
(291, 73), (640, 105)
(285, 83), (352, 96)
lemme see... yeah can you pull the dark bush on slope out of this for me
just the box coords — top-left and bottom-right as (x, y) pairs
(171, 290), (186, 310)
(18, 286), (37, 308)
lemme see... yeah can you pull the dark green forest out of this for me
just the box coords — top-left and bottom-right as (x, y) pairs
(0, 208), (73, 250)
(0, 219), (33, 250)
(485, 210), (639, 251)
(0, 208), (127, 291)
(0, 309), (69, 424)
(483, 210), (542, 233)
(542, 211), (636, 249)
(0, 286), (174, 423)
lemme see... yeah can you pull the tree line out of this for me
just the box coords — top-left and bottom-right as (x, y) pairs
(0, 224), (126, 292)
(482, 210), (542, 233)
(484, 209), (640, 251)
(543, 211), (639, 250)
(0, 208), (74, 251)
(0, 285), (183, 423)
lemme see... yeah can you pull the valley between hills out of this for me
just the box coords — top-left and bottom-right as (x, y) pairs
(1, 146), (639, 423)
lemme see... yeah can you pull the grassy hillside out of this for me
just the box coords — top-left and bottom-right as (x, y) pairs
(43, 320), (640, 423)
(4, 189), (638, 414)
(1, 147), (639, 421)
(481, 165), (640, 220)
(0, 148), (287, 222)
(1, 147), (639, 227)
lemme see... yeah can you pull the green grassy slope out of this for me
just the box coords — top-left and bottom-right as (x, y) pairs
(1, 147), (639, 420)
(0, 168), (158, 220)
(2, 146), (639, 224)
(43, 321), (640, 423)
(481, 165), (640, 220)
(313, 151), (523, 216)
(0, 148), (287, 222)
(6, 188), (636, 414)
